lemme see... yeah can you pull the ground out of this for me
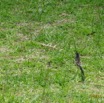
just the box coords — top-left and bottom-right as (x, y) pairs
(0, 0), (104, 103)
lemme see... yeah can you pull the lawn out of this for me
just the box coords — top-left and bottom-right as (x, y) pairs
(0, 0), (104, 103)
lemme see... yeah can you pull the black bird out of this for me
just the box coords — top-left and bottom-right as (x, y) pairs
(75, 51), (85, 82)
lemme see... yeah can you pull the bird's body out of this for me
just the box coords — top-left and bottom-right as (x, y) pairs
(75, 52), (81, 66)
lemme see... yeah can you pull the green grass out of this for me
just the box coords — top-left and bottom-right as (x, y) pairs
(0, 0), (104, 103)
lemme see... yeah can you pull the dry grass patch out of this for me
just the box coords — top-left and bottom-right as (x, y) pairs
(0, 46), (12, 53)
(16, 33), (29, 41)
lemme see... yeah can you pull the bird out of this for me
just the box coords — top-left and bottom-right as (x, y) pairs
(75, 51), (85, 82)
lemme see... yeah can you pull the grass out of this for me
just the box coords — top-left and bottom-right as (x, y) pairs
(0, 0), (104, 103)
